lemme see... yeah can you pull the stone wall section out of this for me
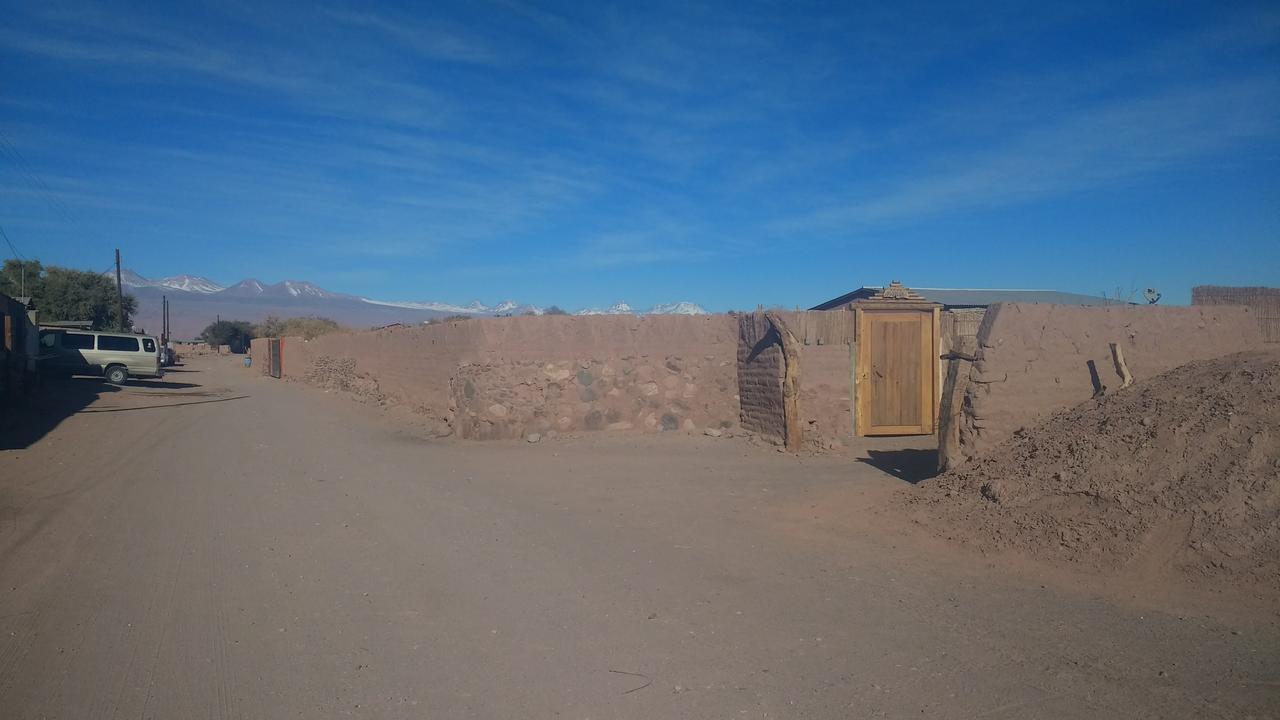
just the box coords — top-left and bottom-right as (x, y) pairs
(270, 315), (739, 439)
(451, 353), (737, 440)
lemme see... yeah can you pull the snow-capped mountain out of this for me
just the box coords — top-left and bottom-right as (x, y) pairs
(275, 280), (346, 299)
(576, 301), (708, 316)
(115, 268), (154, 288)
(221, 279), (267, 297)
(113, 269), (712, 338)
(647, 301), (709, 315)
(158, 274), (224, 294)
(362, 298), (486, 314)
(363, 298), (544, 316)
(112, 269), (224, 294)
(490, 300), (544, 315)
(575, 302), (635, 316)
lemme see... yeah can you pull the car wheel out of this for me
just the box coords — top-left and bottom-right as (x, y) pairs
(105, 365), (129, 385)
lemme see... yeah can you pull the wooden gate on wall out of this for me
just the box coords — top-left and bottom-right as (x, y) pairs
(853, 283), (940, 436)
(268, 338), (282, 379)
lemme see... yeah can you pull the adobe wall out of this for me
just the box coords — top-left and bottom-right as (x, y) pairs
(175, 341), (217, 356)
(274, 315), (739, 439)
(797, 344), (852, 445)
(1193, 285), (1280, 342)
(936, 309), (985, 469)
(945, 302), (1267, 468)
(736, 313), (786, 443)
(248, 337), (269, 373)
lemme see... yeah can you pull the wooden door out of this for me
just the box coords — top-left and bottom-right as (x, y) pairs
(856, 310), (936, 435)
(269, 338), (282, 378)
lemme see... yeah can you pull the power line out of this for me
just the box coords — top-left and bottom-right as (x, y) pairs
(0, 127), (83, 228)
(0, 224), (24, 261)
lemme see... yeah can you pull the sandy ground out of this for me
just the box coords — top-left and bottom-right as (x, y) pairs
(0, 356), (1276, 719)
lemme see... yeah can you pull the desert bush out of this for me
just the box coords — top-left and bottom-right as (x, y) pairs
(255, 315), (343, 340)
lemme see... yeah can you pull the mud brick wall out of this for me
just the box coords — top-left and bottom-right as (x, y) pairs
(248, 337), (270, 373)
(274, 315), (739, 439)
(797, 344), (852, 446)
(175, 341), (217, 356)
(736, 313), (786, 443)
(944, 302), (1267, 468)
(936, 309), (985, 470)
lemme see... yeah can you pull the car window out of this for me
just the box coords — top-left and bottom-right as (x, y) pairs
(142, 338), (156, 353)
(98, 335), (140, 352)
(63, 333), (95, 350)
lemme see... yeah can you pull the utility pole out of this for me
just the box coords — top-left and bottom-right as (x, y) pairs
(162, 294), (168, 345)
(114, 248), (125, 332)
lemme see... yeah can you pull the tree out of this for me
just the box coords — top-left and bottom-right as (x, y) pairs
(543, 305), (569, 315)
(2, 259), (136, 330)
(0, 259), (43, 298)
(201, 319), (254, 351)
(254, 315), (341, 340)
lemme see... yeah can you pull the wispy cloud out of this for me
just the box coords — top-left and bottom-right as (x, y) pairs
(779, 75), (1280, 232)
(2, 1), (1277, 303)
(321, 8), (501, 65)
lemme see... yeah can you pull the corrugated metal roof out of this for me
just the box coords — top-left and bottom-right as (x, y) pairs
(811, 287), (1108, 310)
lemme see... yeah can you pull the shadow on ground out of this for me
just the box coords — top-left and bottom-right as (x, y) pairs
(129, 380), (201, 390)
(0, 373), (233, 449)
(1, 377), (120, 451)
(857, 448), (940, 484)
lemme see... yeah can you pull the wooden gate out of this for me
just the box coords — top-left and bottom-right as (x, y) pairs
(268, 338), (282, 378)
(853, 283), (940, 436)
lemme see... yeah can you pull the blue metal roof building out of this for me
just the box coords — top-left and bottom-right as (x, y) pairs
(810, 287), (1108, 311)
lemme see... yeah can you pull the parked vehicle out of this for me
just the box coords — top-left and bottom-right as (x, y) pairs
(38, 328), (165, 384)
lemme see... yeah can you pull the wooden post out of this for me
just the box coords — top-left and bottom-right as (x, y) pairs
(848, 340), (857, 437)
(933, 306), (942, 430)
(854, 308), (868, 437)
(1110, 342), (1134, 389)
(114, 249), (126, 331)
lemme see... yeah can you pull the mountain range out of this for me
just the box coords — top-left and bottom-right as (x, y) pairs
(113, 270), (708, 339)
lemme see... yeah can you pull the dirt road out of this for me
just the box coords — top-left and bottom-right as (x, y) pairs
(1, 357), (1276, 718)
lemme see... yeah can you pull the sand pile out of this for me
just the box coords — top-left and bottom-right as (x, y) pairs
(908, 350), (1280, 586)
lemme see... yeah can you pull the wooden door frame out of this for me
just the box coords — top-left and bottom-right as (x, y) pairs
(854, 307), (940, 436)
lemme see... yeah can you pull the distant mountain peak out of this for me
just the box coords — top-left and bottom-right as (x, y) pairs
(576, 301), (707, 316)
(223, 278), (267, 296)
(647, 301), (709, 315)
(115, 268), (152, 288)
(158, 274), (224, 294)
(278, 280), (335, 298)
(576, 302), (635, 316)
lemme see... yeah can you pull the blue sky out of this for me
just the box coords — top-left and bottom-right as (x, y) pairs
(1, 1), (1277, 309)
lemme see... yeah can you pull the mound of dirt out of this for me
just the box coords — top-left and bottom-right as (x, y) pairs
(906, 350), (1280, 588)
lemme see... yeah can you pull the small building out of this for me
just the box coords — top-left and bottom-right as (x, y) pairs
(1, 292), (40, 410)
(810, 286), (1107, 311)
